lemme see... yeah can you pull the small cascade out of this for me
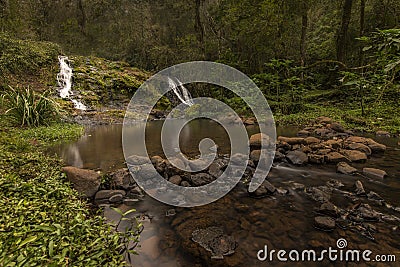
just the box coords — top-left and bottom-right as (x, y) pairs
(168, 77), (194, 106)
(57, 56), (87, 110)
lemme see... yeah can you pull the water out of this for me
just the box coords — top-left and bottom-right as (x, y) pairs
(50, 121), (400, 266)
(57, 56), (87, 110)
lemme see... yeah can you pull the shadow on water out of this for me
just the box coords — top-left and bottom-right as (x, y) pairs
(49, 120), (400, 267)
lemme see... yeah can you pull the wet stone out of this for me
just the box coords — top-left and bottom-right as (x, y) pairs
(314, 216), (335, 231)
(337, 162), (358, 175)
(318, 202), (340, 218)
(354, 180), (366, 196)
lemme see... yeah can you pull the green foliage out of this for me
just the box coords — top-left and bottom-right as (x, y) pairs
(0, 33), (60, 75)
(1, 86), (60, 127)
(0, 123), (138, 266)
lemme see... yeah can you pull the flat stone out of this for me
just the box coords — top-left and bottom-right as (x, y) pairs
(348, 143), (372, 156)
(140, 236), (160, 260)
(363, 168), (387, 179)
(325, 152), (347, 163)
(95, 190), (126, 200)
(123, 198), (140, 206)
(314, 216), (335, 230)
(304, 136), (320, 144)
(286, 151), (308, 165)
(337, 162), (358, 175)
(329, 122), (345, 133)
(318, 202), (339, 218)
(109, 194), (124, 203)
(342, 150), (367, 162)
(277, 136), (305, 145)
(297, 130), (310, 136)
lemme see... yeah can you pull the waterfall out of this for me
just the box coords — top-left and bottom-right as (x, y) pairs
(168, 77), (194, 106)
(57, 56), (87, 110)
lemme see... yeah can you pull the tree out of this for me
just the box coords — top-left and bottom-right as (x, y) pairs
(336, 0), (353, 63)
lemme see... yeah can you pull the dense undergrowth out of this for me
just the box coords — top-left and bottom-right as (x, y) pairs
(0, 121), (130, 266)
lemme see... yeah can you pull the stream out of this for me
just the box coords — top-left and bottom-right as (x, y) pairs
(50, 120), (400, 266)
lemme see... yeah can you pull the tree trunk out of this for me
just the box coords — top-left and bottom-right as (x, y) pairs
(336, 0), (353, 63)
(194, 0), (205, 57)
(300, 4), (308, 82)
(359, 0), (365, 66)
(77, 0), (86, 34)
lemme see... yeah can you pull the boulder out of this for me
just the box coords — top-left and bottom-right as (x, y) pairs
(297, 130), (310, 137)
(325, 152), (347, 163)
(347, 143), (372, 156)
(329, 122), (345, 133)
(304, 136), (320, 144)
(62, 166), (101, 198)
(126, 155), (149, 165)
(324, 139), (342, 149)
(169, 175), (182, 185)
(318, 202), (340, 218)
(316, 116), (333, 124)
(363, 168), (387, 179)
(336, 162), (358, 175)
(314, 216), (335, 230)
(366, 139), (386, 153)
(341, 150), (367, 162)
(273, 151), (286, 162)
(376, 130), (390, 137)
(248, 181), (276, 198)
(189, 173), (215, 186)
(249, 133), (270, 148)
(314, 128), (332, 137)
(308, 154), (324, 164)
(109, 168), (134, 189)
(249, 149), (261, 162)
(286, 151), (308, 165)
(277, 136), (305, 145)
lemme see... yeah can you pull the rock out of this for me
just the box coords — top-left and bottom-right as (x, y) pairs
(376, 130), (390, 137)
(151, 155), (166, 173)
(191, 226), (236, 259)
(314, 216), (335, 230)
(316, 148), (332, 155)
(169, 175), (182, 185)
(308, 154), (324, 164)
(109, 193), (124, 203)
(336, 162), (357, 174)
(354, 180), (366, 196)
(249, 133), (270, 148)
(189, 173), (215, 186)
(277, 136), (305, 145)
(341, 150), (367, 162)
(297, 130), (310, 136)
(123, 198), (140, 206)
(126, 155), (149, 165)
(287, 182), (305, 191)
(141, 236), (160, 260)
(243, 117), (256, 125)
(356, 204), (380, 221)
(286, 151), (308, 165)
(325, 152), (347, 163)
(208, 159), (227, 178)
(324, 139), (343, 149)
(276, 141), (291, 151)
(318, 202), (339, 218)
(181, 181), (191, 187)
(326, 179), (344, 188)
(273, 151), (285, 162)
(366, 140), (386, 153)
(329, 122), (345, 133)
(249, 181), (276, 198)
(249, 149), (261, 162)
(95, 190), (126, 200)
(314, 128), (332, 136)
(62, 166), (101, 198)
(304, 136), (320, 144)
(230, 153), (248, 165)
(367, 191), (384, 202)
(306, 186), (331, 202)
(109, 168), (134, 189)
(316, 116), (333, 124)
(347, 143), (372, 156)
(363, 168), (387, 179)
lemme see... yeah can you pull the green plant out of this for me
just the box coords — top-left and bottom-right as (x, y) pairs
(1, 86), (60, 127)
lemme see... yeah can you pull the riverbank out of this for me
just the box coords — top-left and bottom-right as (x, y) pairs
(0, 120), (133, 266)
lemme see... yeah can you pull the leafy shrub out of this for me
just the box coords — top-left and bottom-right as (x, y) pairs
(1, 86), (60, 127)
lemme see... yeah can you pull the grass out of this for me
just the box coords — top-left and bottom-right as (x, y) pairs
(0, 122), (136, 266)
(1, 86), (60, 127)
